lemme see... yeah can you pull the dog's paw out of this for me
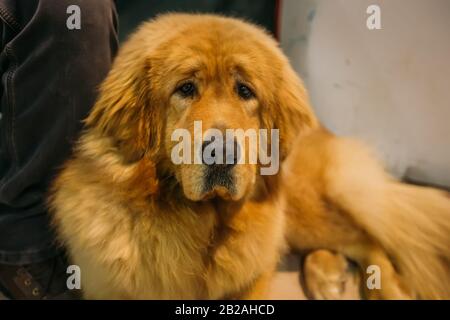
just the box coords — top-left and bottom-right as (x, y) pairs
(302, 250), (356, 300)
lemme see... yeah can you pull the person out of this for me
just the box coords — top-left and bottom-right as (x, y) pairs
(0, 0), (118, 299)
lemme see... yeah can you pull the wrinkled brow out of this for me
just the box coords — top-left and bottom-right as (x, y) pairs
(229, 54), (260, 81)
(170, 59), (204, 77)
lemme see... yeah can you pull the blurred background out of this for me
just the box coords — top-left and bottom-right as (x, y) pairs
(116, 0), (280, 41)
(116, 0), (450, 190)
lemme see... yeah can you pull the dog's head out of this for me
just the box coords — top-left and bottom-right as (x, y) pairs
(85, 14), (318, 203)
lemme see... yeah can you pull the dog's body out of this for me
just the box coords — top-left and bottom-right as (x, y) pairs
(51, 132), (285, 299)
(285, 129), (450, 299)
(49, 14), (450, 299)
(51, 148), (284, 299)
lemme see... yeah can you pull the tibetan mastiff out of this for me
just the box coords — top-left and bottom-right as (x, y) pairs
(49, 14), (450, 299)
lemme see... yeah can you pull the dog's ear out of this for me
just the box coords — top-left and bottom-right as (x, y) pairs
(261, 63), (318, 161)
(85, 56), (162, 164)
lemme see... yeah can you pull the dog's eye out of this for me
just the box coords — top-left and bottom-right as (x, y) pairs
(177, 82), (196, 97)
(236, 83), (255, 100)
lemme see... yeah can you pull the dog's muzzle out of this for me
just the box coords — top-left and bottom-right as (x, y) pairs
(201, 137), (240, 198)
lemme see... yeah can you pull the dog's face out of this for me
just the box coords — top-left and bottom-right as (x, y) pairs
(86, 14), (317, 203)
(163, 57), (260, 201)
(160, 28), (273, 202)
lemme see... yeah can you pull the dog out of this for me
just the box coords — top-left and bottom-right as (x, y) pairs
(49, 13), (450, 299)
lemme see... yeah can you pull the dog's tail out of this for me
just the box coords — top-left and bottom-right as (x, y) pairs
(325, 138), (450, 299)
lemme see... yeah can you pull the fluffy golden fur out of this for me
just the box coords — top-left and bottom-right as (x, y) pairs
(284, 130), (450, 299)
(49, 13), (450, 299)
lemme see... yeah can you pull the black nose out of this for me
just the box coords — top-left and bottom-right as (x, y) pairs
(201, 137), (240, 167)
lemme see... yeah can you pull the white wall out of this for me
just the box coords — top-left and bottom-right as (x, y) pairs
(280, 0), (450, 187)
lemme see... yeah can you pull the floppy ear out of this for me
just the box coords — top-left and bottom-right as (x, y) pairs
(85, 57), (162, 164)
(262, 64), (319, 161)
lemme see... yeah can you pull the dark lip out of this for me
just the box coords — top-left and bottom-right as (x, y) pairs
(202, 167), (235, 194)
(200, 186), (234, 201)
